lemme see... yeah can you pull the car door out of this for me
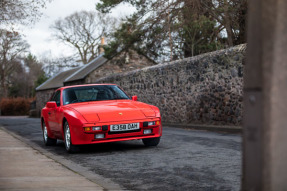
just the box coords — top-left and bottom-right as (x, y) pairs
(53, 90), (63, 137)
(48, 90), (61, 135)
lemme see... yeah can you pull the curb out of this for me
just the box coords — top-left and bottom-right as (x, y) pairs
(163, 123), (242, 134)
(0, 126), (124, 191)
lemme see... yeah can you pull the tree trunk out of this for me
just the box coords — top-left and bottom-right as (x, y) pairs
(236, 0), (247, 44)
(167, 8), (173, 61)
(0, 56), (7, 98)
(0, 69), (7, 98)
(182, 0), (193, 58)
(224, 0), (234, 46)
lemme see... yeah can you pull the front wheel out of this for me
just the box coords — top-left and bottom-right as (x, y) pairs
(64, 122), (79, 153)
(43, 122), (57, 146)
(142, 137), (161, 147)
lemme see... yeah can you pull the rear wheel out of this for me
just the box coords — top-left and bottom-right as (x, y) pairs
(43, 122), (57, 146)
(142, 137), (161, 147)
(64, 122), (79, 153)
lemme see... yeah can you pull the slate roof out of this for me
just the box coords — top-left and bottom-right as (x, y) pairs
(64, 54), (108, 83)
(36, 67), (79, 91)
(36, 54), (108, 91)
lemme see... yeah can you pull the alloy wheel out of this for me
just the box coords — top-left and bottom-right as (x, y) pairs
(65, 125), (71, 149)
(43, 124), (48, 143)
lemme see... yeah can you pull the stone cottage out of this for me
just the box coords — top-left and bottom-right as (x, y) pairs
(35, 50), (156, 116)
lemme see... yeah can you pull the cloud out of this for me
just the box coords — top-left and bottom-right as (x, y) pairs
(20, 0), (136, 58)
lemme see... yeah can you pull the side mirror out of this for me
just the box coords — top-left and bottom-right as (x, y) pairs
(132, 95), (138, 101)
(46, 101), (57, 108)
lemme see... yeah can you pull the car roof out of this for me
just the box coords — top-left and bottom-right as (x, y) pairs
(57, 84), (117, 91)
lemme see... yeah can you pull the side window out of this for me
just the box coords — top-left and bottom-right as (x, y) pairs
(51, 91), (61, 107)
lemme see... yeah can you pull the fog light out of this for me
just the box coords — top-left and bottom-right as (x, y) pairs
(143, 129), (152, 134)
(102, 125), (108, 131)
(93, 126), (101, 131)
(148, 121), (155, 126)
(143, 122), (148, 127)
(84, 127), (91, 131)
(95, 134), (105, 139)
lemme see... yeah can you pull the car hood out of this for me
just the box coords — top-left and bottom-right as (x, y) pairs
(66, 100), (156, 122)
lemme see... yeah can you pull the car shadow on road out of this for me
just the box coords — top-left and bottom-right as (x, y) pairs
(48, 140), (151, 155)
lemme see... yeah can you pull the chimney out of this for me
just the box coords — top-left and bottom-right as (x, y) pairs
(99, 36), (105, 54)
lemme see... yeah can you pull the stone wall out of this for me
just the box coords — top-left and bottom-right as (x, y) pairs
(95, 44), (246, 125)
(36, 89), (55, 116)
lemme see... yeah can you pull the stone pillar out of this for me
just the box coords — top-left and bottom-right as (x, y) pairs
(243, 0), (287, 190)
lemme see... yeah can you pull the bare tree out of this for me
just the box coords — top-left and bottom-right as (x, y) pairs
(40, 54), (80, 77)
(0, 29), (29, 97)
(50, 11), (117, 64)
(0, 0), (52, 26)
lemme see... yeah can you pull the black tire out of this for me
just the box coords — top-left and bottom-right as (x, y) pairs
(42, 122), (57, 146)
(142, 137), (161, 147)
(64, 122), (80, 153)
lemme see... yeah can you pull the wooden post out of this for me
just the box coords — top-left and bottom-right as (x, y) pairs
(243, 0), (287, 190)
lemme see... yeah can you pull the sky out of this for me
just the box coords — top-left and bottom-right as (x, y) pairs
(18, 0), (135, 59)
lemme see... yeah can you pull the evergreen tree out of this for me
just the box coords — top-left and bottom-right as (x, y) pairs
(97, 0), (247, 62)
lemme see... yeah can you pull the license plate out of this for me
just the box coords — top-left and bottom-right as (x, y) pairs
(110, 123), (140, 132)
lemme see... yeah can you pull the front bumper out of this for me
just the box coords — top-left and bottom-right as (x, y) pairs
(70, 118), (162, 145)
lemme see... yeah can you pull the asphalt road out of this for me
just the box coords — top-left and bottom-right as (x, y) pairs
(0, 117), (242, 191)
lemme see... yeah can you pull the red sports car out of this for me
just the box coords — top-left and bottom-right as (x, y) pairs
(41, 84), (162, 152)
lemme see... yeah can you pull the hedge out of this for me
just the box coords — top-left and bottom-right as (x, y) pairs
(0, 97), (33, 116)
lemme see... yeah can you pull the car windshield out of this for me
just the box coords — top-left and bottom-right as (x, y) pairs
(63, 85), (130, 105)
